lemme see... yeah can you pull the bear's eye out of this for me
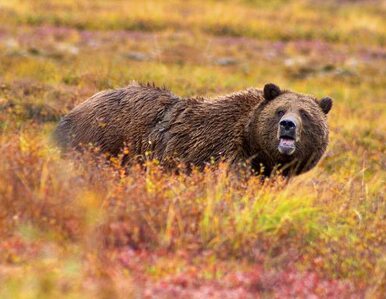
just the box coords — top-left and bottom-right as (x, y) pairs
(276, 110), (285, 118)
(300, 110), (310, 120)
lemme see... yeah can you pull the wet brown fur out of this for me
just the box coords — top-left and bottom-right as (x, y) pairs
(54, 82), (332, 176)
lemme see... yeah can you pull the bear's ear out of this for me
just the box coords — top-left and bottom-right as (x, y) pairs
(263, 83), (281, 101)
(319, 97), (333, 114)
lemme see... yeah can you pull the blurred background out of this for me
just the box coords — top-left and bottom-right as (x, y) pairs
(0, 1), (385, 298)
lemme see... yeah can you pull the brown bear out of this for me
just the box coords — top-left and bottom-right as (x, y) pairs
(54, 82), (332, 176)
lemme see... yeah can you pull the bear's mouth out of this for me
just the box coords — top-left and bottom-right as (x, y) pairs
(278, 135), (296, 156)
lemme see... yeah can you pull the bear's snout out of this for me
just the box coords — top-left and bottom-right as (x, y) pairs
(279, 118), (296, 138)
(277, 113), (301, 156)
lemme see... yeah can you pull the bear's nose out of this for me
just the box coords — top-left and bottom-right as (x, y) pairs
(280, 119), (296, 131)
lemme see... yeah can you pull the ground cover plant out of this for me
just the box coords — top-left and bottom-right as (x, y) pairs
(0, 0), (385, 298)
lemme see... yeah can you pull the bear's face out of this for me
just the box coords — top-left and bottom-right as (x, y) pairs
(252, 83), (332, 175)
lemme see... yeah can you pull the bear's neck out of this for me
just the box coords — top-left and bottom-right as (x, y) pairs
(243, 95), (267, 148)
(241, 99), (276, 175)
(170, 89), (265, 165)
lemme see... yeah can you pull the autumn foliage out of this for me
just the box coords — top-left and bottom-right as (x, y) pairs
(0, 0), (385, 298)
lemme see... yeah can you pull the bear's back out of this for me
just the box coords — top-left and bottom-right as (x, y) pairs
(54, 83), (179, 154)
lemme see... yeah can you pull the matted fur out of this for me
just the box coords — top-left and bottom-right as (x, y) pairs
(54, 82), (332, 176)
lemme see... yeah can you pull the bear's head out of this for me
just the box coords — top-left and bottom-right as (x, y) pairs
(249, 83), (333, 176)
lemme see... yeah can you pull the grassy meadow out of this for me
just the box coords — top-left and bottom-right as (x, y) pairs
(0, 0), (385, 298)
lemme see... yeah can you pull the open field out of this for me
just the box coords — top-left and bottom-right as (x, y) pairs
(0, 0), (385, 298)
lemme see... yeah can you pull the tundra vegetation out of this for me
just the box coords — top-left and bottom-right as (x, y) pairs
(0, 0), (385, 298)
